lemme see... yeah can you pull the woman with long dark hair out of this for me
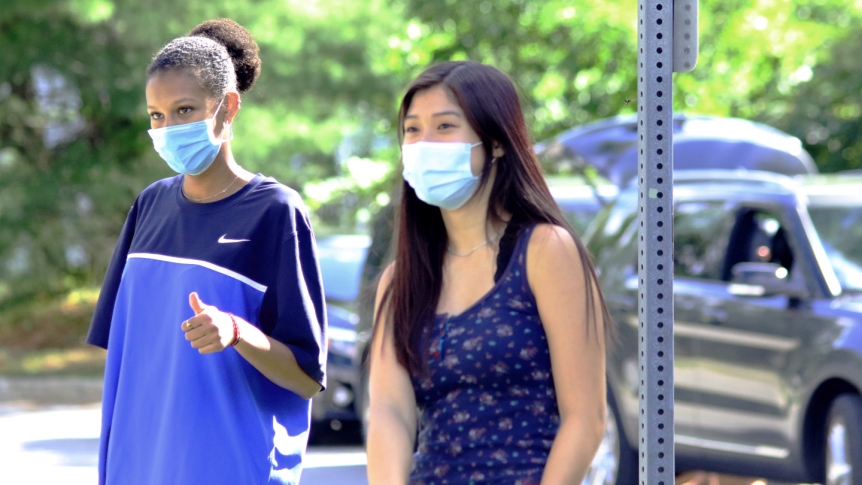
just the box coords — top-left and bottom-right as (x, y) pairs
(87, 19), (326, 485)
(366, 61), (611, 484)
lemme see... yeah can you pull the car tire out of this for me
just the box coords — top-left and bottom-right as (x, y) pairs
(824, 393), (862, 485)
(583, 393), (638, 485)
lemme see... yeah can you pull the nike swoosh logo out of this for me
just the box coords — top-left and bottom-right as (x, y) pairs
(218, 234), (250, 244)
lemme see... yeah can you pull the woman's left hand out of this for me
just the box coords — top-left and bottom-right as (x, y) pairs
(181, 292), (235, 353)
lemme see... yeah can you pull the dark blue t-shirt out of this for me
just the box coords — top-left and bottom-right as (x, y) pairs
(87, 174), (327, 485)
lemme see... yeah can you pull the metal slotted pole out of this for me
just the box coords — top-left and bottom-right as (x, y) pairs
(637, 0), (697, 483)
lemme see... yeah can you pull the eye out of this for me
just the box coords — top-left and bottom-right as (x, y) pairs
(403, 125), (419, 134)
(438, 122), (456, 130)
(178, 106), (193, 115)
(149, 112), (163, 120)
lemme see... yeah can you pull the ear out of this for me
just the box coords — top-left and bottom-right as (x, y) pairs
(223, 91), (241, 124)
(492, 141), (505, 160)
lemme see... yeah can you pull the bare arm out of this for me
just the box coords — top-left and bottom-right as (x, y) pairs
(366, 265), (418, 485)
(527, 224), (607, 485)
(183, 292), (322, 399)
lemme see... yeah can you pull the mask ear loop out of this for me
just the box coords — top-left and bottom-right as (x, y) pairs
(211, 97), (234, 142)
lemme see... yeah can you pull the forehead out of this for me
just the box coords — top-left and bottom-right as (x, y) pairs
(145, 69), (209, 103)
(406, 85), (463, 116)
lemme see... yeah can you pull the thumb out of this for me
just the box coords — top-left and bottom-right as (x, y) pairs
(189, 292), (207, 315)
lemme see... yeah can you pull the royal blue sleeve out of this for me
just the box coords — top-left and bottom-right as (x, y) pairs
(269, 217), (328, 390)
(87, 200), (139, 349)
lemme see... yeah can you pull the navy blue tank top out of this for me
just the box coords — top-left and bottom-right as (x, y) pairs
(410, 224), (559, 485)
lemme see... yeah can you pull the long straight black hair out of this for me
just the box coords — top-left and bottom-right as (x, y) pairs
(377, 61), (611, 376)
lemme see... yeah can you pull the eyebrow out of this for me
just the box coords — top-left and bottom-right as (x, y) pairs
(404, 110), (465, 120)
(147, 98), (199, 109)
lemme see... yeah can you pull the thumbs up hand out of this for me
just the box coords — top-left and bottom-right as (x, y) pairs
(181, 292), (235, 354)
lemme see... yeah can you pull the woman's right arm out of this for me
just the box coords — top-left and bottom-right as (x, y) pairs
(366, 264), (418, 485)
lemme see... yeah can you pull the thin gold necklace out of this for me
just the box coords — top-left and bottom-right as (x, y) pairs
(182, 175), (239, 202)
(447, 232), (502, 257)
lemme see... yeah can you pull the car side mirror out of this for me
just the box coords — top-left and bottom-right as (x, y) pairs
(729, 262), (805, 298)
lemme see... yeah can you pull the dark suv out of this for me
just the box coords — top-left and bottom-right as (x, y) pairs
(578, 170), (862, 485)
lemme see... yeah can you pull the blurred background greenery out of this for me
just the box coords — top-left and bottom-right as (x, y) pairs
(1, 0), (861, 363)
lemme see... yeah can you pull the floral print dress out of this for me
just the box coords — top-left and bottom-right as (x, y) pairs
(410, 224), (560, 485)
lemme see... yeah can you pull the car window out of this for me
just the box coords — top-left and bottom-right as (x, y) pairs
(674, 201), (735, 281)
(723, 209), (794, 281)
(808, 206), (862, 292)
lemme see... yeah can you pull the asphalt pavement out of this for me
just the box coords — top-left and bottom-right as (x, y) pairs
(0, 381), (803, 485)
(0, 402), (369, 485)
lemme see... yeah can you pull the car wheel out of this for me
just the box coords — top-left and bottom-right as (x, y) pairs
(583, 396), (637, 485)
(825, 393), (862, 485)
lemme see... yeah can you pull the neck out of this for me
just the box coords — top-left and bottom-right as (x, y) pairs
(440, 166), (505, 254)
(182, 144), (250, 201)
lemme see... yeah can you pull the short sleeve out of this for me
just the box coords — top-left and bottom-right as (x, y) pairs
(87, 200), (139, 349)
(269, 218), (327, 390)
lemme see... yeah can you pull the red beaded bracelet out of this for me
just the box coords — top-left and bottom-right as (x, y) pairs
(227, 313), (241, 347)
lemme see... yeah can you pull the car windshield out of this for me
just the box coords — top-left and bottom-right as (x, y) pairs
(808, 205), (862, 293)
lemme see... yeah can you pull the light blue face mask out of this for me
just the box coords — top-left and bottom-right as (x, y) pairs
(401, 141), (483, 210)
(147, 99), (231, 176)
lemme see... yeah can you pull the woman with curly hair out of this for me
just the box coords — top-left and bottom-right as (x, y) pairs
(88, 19), (326, 485)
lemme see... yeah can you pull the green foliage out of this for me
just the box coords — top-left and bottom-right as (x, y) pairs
(4, 0), (862, 346)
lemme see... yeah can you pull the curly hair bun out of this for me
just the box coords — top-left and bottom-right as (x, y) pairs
(189, 18), (261, 94)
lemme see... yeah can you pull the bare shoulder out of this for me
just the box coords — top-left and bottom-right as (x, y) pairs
(526, 223), (586, 284)
(374, 261), (397, 317)
(376, 261), (396, 293)
(527, 223), (580, 258)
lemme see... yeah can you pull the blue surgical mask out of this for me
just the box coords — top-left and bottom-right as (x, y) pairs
(148, 99), (230, 176)
(401, 141), (483, 210)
